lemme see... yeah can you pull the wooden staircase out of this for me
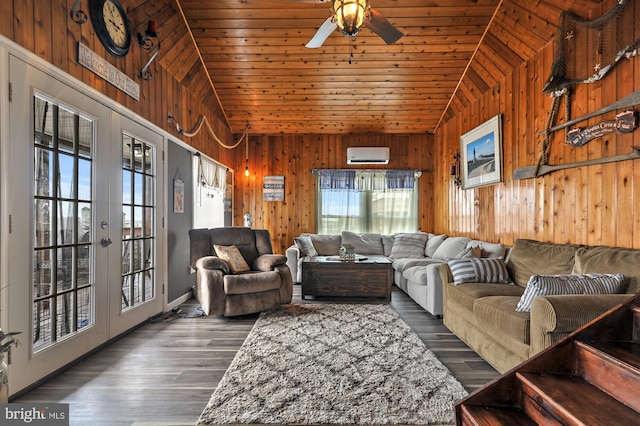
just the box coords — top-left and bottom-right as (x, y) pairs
(456, 295), (640, 425)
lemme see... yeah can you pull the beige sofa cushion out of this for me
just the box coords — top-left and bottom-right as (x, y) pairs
(382, 234), (396, 256)
(467, 239), (506, 258)
(446, 282), (525, 313)
(506, 239), (580, 287)
(432, 236), (471, 259)
(474, 296), (531, 344)
(389, 232), (429, 259)
(305, 233), (341, 255)
(294, 235), (318, 257)
(425, 233), (447, 257)
(341, 231), (384, 256)
(573, 246), (640, 293)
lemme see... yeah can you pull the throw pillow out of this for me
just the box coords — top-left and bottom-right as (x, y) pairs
(425, 233), (447, 257)
(457, 246), (481, 259)
(515, 273), (626, 313)
(213, 244), (250, 273)
(432, 236), (471, 260)
(389, 232), (429, 259)
(447, 258), (511, 285)
(294, 235), (318, 257)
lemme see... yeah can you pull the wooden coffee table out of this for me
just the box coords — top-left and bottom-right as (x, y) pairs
(301, 256), (393, 301)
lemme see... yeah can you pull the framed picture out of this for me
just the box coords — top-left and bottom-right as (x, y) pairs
(173, 178), (184, 213)
(460, 114), (503, 189)
(263, 175), (285, 201)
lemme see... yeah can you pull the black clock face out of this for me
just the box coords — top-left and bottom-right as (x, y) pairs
(89, 0), (131, 57)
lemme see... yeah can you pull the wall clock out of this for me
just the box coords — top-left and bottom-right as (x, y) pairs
(89, 0), (131, 58)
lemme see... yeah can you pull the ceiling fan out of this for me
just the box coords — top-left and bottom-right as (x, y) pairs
(303, 0), (404, 48)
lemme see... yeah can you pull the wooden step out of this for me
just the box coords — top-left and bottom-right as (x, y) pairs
(459, 404), (537, 426)
(517, 372), (640, 425)
(576, 340), (640, 410)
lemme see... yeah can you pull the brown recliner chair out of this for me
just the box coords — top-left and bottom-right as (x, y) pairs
(189, 227), (293, 316)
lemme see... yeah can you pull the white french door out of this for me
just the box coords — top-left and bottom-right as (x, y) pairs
(109, 114), (164, 337)
(5, 55), (164, 395)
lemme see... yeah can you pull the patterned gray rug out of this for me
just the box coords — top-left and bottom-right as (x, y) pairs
(196, 303), (468, 425)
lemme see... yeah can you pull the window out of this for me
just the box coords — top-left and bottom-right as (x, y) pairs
(193, 155), (229, 229)
(121, 134), (156, 310)
(315, 170), (419, 234)
(33, 95), (94, 350)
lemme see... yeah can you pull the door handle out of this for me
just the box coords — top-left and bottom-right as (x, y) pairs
(100, 238), (113, 247)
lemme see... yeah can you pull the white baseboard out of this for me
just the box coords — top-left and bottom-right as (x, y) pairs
(167, 290), (193, 312)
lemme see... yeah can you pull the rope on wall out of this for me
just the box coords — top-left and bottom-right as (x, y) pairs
(167, 113), (249, 149)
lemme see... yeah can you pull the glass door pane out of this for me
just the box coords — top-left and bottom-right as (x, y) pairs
(32, 95), (94, 352)
(121, 135), (155, 311)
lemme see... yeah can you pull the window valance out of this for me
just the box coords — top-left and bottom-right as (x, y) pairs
(313, 169), (421, 191)
(197, 155), (227, 192)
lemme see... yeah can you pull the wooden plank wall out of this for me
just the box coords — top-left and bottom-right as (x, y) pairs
(0, 0), (233, 165)
(234, 134), (435, 254)
(434, 0), (640, 249)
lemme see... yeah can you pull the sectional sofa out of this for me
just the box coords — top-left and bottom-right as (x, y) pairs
(440, 238), (640, 373)
(286, 231), (504, 316)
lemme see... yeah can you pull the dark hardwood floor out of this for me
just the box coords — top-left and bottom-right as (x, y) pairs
(14, 285), (499, 425)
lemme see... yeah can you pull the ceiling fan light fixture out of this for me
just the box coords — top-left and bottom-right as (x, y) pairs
(333, 0), (368, 37)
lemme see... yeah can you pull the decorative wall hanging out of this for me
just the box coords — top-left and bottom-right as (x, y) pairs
(77, 42), (140, 100)
(531, 0), (640, 179)
(460, 115), (503, 189)
(263, 176), (285, 202)
(89, 0), (132, 58)
(70, 0), (87, 24)
(566, 110), (637, 146)
(173, 168), (184, 214)
(513, 146), (640, 180)
(138, 20), (160, 80)
(543, 0), (639, 96)
(450, 152), (462, 187)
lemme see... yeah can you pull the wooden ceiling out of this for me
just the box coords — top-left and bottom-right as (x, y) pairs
(173, 0), (604, 134)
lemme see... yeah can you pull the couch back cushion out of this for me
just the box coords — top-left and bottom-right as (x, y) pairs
(382, 234), (396, 257)
(572, 246), (640, 294)
(425, 234), (447, 257)
(341, 231), (385, 256)
(467, 240), (506, 259)
(432, 236), (471, 259)
(506, 239), (580, 288)
(294, 235), (319, 257)
(305, 234), (342, 256)
(389, 232), (429, 259)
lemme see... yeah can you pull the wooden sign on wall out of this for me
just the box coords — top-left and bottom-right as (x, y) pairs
(263, 176), (285, 201)
(77, 42), (140, 100)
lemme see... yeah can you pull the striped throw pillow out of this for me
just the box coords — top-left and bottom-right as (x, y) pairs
(448, 258), (511, 285)
(515, 273), (626, 313)
(389, 232), (429, 259)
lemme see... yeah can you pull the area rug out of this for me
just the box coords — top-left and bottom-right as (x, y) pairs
(196, 303), (468, 425)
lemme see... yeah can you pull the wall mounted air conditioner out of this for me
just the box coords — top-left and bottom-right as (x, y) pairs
(346, 147), (390, 164)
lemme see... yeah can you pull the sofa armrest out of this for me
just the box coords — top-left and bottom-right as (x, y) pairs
(286, 245), (301, 282)
(529, 293), (633, 355)
(254, 254), (287, 271)
(195, 256), (230, 274)
(439, 263), (454, 286)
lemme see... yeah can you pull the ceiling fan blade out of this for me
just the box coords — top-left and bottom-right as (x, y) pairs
(364, 9), (404, 45)
(305, 17), (337, 48)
